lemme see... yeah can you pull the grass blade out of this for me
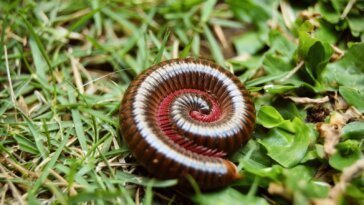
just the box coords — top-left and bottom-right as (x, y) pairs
(153, 29), (170, 64)
(25, 117), (48, 159)
(67, 84), (88, 152)
(203, 25), (224, 65)
(22, 16), (53, 75)
(28, 131), (70, 199)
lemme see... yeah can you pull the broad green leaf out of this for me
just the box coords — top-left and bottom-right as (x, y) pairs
(330, 0), (347, 13)
(258, 128), (300, 167)
(273, 101), (305, 120)
(284, 166), (330, 205)
(296, 20), (315, 34)
(316, 2), (341, 23)
(257, 106), (284, 127)
(341, 121), (364, 140)
(258, 116), (312, 167)
(233, 31), (265, 55)
(306, 41), (332, 79)
(339, 86), (364, 112)
(257, 106), (295, 132)
(329, 140), (362, 171)
(301, 149), (320, 163)
(242, 161), (283, 181)
(298, 25), (333, 61)
(347, 15), (364, 38)
(267, 29), (296, 57)
(285, 165), (314, 182)
(233, 139), (272, 166)
(322, 42), (364, 88)
(345, 179), (364, 202)
(237, 140), (283, 181)
(314, 20), (339, 44)
(192, 188), (269, 205)
(299, 145), (324, 165)
(298, 28), (333, 82)
(262, 53), (292, 74)
(298, 31), (318, 59)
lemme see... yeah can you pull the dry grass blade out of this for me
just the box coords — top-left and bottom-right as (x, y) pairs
(0, 165), (26, 205)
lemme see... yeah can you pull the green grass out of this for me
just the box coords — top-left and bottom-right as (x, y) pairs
(1, 0), (364, 204)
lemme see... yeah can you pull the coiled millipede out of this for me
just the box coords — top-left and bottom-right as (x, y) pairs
(119, 58), (255, 189)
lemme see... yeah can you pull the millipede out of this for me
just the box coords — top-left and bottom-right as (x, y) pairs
(119, 58), (255, 189)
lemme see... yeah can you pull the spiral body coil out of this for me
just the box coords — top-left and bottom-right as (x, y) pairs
(120, 58), (255, 189)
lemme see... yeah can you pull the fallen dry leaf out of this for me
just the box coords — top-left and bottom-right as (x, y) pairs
(17, 96), (30, 116)
(285, 96), (329, 104)
(268, 183), (292, 200)
(317, 123), (340, 156)
(332, 92), (348, 111)
(313, 159), (364, 205)
(317, 107), (362, 156)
